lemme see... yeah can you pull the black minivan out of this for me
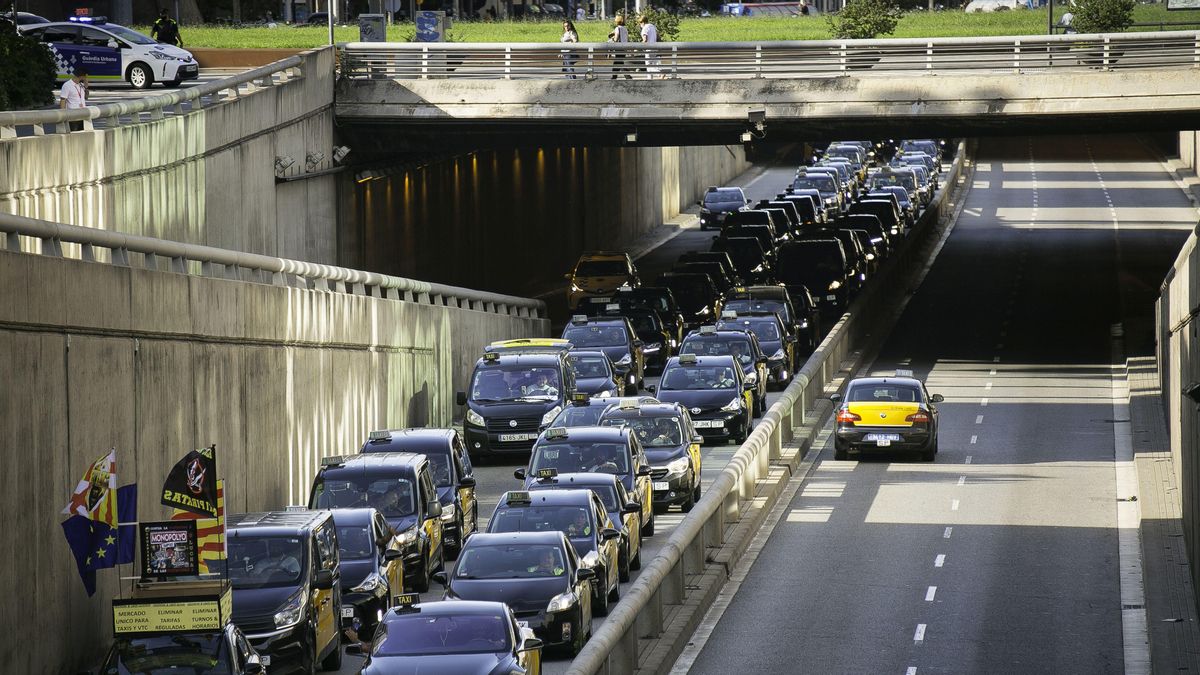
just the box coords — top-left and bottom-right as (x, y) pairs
(776, 239), (850, 317)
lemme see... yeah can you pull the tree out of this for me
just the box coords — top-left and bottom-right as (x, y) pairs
(0, 26), (56, 111)
(634, 8), (681, 41)
(826, 0), (903, 40)
(1072, 0), (1136, 33)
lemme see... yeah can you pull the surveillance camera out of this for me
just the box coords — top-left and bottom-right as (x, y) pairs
(332, 146), (351, 164)
(274, 156), (295, 174)
(740, 131), (753, 143)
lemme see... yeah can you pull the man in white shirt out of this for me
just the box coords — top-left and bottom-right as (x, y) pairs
(638, 15), (660, 78)
(59, 69), (88, 132)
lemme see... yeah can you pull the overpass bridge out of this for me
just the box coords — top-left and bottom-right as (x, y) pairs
(336, 31), (1200, 147)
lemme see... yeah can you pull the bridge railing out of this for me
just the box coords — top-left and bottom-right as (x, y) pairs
(339, 30), (1200, 79)
(0, 212), (546, 319)
(0, 51), (312, 138)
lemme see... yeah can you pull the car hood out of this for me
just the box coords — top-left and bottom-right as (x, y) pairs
(363, 652), (510, 675)
(339, 558), (376, 593)
(469, 400), (560, 417)
(645, 446), (688, 465)
(759, 339), (784, 356)
(231, 586), (296, 623)
(385, 514), (420, 534)
(447, 577), (568, 613)
(148, 43), (194, 61)
(437, 485), (456, 505)
(656, 389), (740, 412)
(576, 377), (618, 394)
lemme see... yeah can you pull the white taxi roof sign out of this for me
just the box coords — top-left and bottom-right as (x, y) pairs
(367, 430), (391, 442)
(699, 325), (717, 335)
(895, 369), (915, 378)
(679, 353), (698, 365)
(605, 304), (621, 312)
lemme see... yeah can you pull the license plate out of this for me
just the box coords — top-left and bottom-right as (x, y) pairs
(825, 294), (837, 301)
(875, 439), (892, 447)
(693, 420), (722, 428)
(499, 433), (538, 442)
(592, 296), (611, 302)
(341, 607), (354, 619)
(653, 481), (669, 491)
(864, 433), (901, 447)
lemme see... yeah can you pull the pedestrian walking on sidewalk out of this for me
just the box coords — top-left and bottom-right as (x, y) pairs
(638, 14), (661, 79)
(561, 20), (580, 79)
(59, 69), (88, 132)
(608, 15), (631, 79)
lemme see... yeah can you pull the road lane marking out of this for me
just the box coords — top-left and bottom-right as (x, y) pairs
(943, 527), (953, 539)
(989, 369), (997, 376)
(957, 476), (966, 486)
(914, 624), (927, 642)
(965, 455), (973, 464)
(970, 435), (977, 444)
(951, 499), (960, 510)
(980, 397), (989, 407)
(925, 586), (937, 602)
(907, 668), (918, 675)
(985, 382), (993, 390)
(975, 415), (984, 424)
(935, 554), (946, 567)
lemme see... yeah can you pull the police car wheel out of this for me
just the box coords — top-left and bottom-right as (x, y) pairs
(127, 63), (154, 89)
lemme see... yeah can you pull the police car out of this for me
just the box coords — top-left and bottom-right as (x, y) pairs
(21, 17), (198, 89)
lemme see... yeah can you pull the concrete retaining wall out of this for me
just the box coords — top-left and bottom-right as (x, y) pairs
(0, 248), (545, 674)
(0, 48), (339, 265)
(339, 143), (749, 296)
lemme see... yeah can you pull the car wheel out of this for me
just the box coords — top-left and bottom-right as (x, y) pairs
(922, 438), (938, 462)
(300, 630), (318, 674)
(834, 439), (849, 461)
(754, 392), (765, 417)
(619, 544), (631, 582)
(608, 578), (621, 602)
(593, 575), (610, 616)
(447, 516), (464, 560)
(127, 63), (154, 89)
(641, 511), (655, 537)
(630, 538), (642, 570)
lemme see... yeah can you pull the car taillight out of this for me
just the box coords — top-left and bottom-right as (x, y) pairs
(906, 411), (931, 423)
(836, 410), (860, 424)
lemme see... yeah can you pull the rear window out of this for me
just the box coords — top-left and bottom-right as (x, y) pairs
(704, 188), (744, 205)
(848, 384), (920, 402)
(792, 175), (836, 192)
(575, 260), (629, 277)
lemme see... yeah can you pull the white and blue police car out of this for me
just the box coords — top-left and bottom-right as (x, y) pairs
(19, 17), (198, 89)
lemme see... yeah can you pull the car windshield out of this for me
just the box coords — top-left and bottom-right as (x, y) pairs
(827, 148), (861, 163)
(531, 442), (630, 475)
(336, 525), (375, 560)
(312, 476), (417, 518)
(575, 260), (628, 277)
(105, 24), (158, 45)
(704, 188), (743, 206)
(227, 536), (305, 589)
(373, 614), (511, 656)
(661, 365), (738, 391)
(725, 299), (790, 324)
(455, 544), (567, 579)
(723, 320), (779, 342)
(108, 634), (231, 674)
(570, 355), (611, 379)
(470, 365), (561, 402)
(870, 174), (916, 192)
(793, 175), (836, 193)
(601, 415), (683, 447)
(681, 337), (753, 364)
(563, 325), (628, 348)
(549, 404), (610, 428)
(848, 384), (921, 402)
(490, 506), (593, 537)
(628, 314), (660, 342)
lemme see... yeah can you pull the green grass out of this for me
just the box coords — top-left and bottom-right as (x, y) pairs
(142, 5), (1200, 48)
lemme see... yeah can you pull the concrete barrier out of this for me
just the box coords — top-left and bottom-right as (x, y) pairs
(567, 140), (971, 675)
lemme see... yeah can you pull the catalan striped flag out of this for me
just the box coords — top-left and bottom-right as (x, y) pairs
(170, 479), (225, 574)
(62, 449), (118, 527)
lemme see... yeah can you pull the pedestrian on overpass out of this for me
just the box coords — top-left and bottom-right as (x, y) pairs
(58, 69), (88, 132)
(638, 14), (661, 79)
(608, 14), (631, 79)
(561, 20), (580, 79)
(152, 9), (183, 47)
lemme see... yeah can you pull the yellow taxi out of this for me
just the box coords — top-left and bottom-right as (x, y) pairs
(830, 370), (944, 461)
(565, 251), (640, 310)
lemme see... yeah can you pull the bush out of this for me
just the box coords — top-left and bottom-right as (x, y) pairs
(0, 26), (56, 111)
(1072, 0), (1136, 33)
(827, 0), (904, 39)
(635, 8), (681, 41)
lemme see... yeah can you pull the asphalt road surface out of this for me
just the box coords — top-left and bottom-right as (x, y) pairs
(674, 134), (1195, 675)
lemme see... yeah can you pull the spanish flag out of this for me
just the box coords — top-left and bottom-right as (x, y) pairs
(170, 479), (225, 574)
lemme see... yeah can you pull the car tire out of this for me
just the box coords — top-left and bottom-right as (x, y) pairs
(641, 511), (655, 537)
(127, 62), (154, 89)
(447, 516), (464, 560)
(619, 544), (631, 582)
(834, 439), (849, 461)
(921, 438), (938, 462)
(300, 630), (318, 674)
(681, 474), (697, 512)
(754, 392), (765, 417)
(593, 576), (610, 616)
(630, 538), (642, 570)
(608, 578), (621, 602)
(693, 482), (702, 504)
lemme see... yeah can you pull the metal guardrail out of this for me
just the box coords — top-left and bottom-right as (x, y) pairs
(565, 142), (967, 674)
(0, 51), (311, 138)
(339, 30), (1200, 80)
(0, 212), (546, 319)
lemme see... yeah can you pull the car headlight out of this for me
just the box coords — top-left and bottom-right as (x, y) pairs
(570, 283), (582, 292)
(799, 320), (809, 330)
(597, 389), (612, 397)
(439, 502), (456, 522)
(351, 572), (388, 598)
(769, 349), (785, 362)
(644, 343), (661, 354)
(669, 338), (678, 348)
(891, 227), (900, 236)
(547, 591), (578, 613)
(466, 408), (484, 426)
(395, 528), (418, 547)
(721, 397), (743, 412)
(273, 591), (306, 629)
(665, 457), (691, 475)
(866, 253), (876, 261)
(581, 550), (601, 569)
(824, 197), (835, 206)
(148, 51), (176, 61)
(828, 280), (842, 291)
(541, 406), (562, 426)
(617, 354), (632, 366)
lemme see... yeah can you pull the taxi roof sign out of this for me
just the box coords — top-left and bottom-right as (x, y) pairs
(506, 490), (532, 505)
(395, 593), (421, 613)
(721, 310), (738, 319)
(320, 455), (348, 467)
(605, 304), (621, 312)
(483, 351), (500, 361)
(367, 430), (391, 442)
(536, 468), (559, 479)
(895, 369), (915, 378)
(618, 398), (640, 410)
(571, 314), (589, 324)
(699, 325), (717, 335)
(679, 353), (698, 364)
(544, 427), (569, 439)
(571, 392), (591, 404)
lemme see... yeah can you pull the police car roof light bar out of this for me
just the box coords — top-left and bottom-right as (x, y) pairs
(69, 15), (107, 23)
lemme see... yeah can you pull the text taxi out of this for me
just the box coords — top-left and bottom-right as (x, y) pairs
(20, 17), (198, 88)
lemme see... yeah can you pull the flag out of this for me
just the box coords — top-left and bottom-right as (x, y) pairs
(171, 480), (225, 574)
(63, 449), (117, 528)
(61, 483), (137, 596)
(161, 447), (218, 518)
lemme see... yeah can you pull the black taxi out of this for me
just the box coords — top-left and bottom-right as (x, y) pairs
(308, 453), (445, 593)
(650, 354), (754, 445)
(561, 313), (646, 393)
(600, 399), (703, 512)
(360, 427), (478, 559)
(679, 324), (769, 416)
(529, 472), (643, 581)
(717, 310), (799, 389)
(330, 508), (405, 639)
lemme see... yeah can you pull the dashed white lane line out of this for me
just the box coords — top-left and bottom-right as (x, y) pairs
(984, 382), (993, 390)
(965, 455), (973, 464)
(957, 476), (966, 486)
(951, 499), (960, 511)
(975, 415), (984, 424)
(980, 397), (989, 407)
(907, 668), (918, 675)
(989, 368), (997, 376)
(935, 554), (946, 568)
(943, 527), (953, 539)
(969, 435), (978, 444)
(925, 586), (938, 602)
(914, 624), (927, 642)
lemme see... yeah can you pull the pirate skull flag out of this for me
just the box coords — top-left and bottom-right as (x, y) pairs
(161, 446), (218, 518)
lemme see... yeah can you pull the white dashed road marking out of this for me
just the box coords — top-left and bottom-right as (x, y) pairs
(926, 586), (937, 602)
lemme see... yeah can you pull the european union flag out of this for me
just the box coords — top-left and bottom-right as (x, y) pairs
(61, 484), (137, 596)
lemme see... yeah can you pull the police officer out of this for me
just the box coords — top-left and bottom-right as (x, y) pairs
(151, 9), (183, 47)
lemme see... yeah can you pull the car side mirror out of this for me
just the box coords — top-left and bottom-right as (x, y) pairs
(637, 465), (653, 476)
(786, 335), (798, 343)
(576, 567), (596, 581)
(314, 569), (335, 590)
(622, 501), (641, 514)
(601, 528), (620, 541)
(646, 384), (656, 393)
(692, 436), (704, 445)
(518, 637), (544, 653)
(383, 548), (402, 562)
(456, 391), (467, 407)
(459, 476), (476, 488)
(633, 340), (644, 348)
(514, 468), (526, 480)
(931, 393), (945, 403)
(756, 357), (768, 365)
(829, 393), (842, 402)
(427, 502), (443, 519)
(743, 381), (755, 391)
(433, 570), (448, 585)
(344, 644), (365, 656)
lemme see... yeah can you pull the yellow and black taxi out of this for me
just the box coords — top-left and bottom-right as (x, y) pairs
(104, 580), (265, 674)
(717, 310), (799, 389)
(724, 284), (820, 354)
(487, 488), (622, 615)
(458, 340), (577, 459)
(679, 324), (769, 416)
(308, 453), (445, 593)
(600, 399), (703, 513)
(351, 597), (543, 675)
(561, 313), (646, 393)
(360, 427), (478, 559)
(435, 532), (595, 656)
(329, 508), (405, 640)
(544, 392), (659, 430)
(830, 370), (944, 461)
(226, 510), (344, 672)
(517, 426), (657, 536)
(650, 354), (754, 445)
(620, 305), (675, 372)
(529, 472), (643, 581)
(565, 251), (640, 310)
(567, 349), (625, 398)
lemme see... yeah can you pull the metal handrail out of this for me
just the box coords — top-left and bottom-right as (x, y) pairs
(0, 211), (545, 318)
(339, 30), (1200, 79)
(0, 49), (317, 137)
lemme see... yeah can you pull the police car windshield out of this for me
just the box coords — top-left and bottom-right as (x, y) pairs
(336, 526), (375, 560)
(661, 365), (738, 391)
(491, 505), (593, 538)
(563, 325), (628, 348)
(470, 365), (561, 402)
(570, 355), (611, 379)
(456, 544), (566, 579)
(105, 24), (157, 45)
(312, 477), (417, 518)
(549, 404), (609, 428)
(681, 337), (753, 364)
(601, 416), (683, 447)
(227, 536), (305, 590)
(373, 614), (511, 656)
(109, 634), (231, 674)
(848, 384), (920, 402)
(531, 442), (630, 475)
(575, 260), (628, 277)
